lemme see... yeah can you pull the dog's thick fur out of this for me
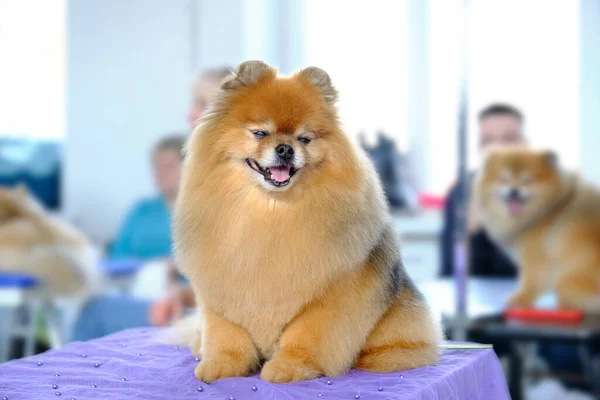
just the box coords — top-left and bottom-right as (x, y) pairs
(0, 186), (98, 296)
(474, 148), (600, 311)
(174, 61), (441, 383)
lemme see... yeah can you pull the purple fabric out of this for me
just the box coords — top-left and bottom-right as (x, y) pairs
(0, 328), (509, 399)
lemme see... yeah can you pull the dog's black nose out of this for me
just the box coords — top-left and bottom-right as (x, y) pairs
(275, 144), (294, 160)
(508, 188), (520, 200)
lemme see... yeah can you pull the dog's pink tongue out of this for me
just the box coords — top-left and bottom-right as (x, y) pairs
(271, 166), (291, 182)
(508, 200), (524, 215)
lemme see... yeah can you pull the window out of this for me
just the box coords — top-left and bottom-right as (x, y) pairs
(0, 0), (66, 139)
(429, 0), (580, 194)
(303, 0), (409, 150)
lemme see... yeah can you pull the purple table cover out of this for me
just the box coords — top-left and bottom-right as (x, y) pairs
(0, 328), (509, 400)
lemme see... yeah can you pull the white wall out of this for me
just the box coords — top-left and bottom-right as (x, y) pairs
(0, 0), (66, 140)
(580, 0), (600, 185)
(193, 0), (245, 71)
(65, 0), (191, 244)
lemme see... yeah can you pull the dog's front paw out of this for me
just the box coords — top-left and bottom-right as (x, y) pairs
(260, 353), (321, 383)
(194, 356), (251, 383)
(507, 291), (535, 308)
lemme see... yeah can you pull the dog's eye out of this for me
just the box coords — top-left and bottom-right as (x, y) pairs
(298, 137), (311, 144)
(522, 175), (533, 185)
(252, 130), (269, 139)
(498, 171), (511, 184)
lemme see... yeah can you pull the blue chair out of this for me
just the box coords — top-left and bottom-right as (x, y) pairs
(99, 259), (143, 277)
(98, 259), (144, 294)
(0, 273), (39, 362)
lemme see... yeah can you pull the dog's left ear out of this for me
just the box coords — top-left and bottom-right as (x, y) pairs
(297, 67), (338, 105)
(541, 150), (559, 170)
(221, 60), (276, 91)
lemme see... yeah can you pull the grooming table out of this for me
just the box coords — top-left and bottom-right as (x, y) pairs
(0, 328), (509, 399)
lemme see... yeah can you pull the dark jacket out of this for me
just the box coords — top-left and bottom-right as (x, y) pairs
(440, 180), (517, 278)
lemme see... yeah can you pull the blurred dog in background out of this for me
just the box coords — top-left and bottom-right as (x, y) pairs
(474, 148), (600, 311)
(0, 186), (98, 296)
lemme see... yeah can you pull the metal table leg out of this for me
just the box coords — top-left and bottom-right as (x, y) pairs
(508, 342), (523, 400)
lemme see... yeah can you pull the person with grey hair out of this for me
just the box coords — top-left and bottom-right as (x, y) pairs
(72, 67), (230, 341)
(187, 67), (231, 127)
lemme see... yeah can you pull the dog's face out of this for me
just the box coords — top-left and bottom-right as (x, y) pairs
(242, 121), (317, 191)
(476, 148), (563, 220)
(198, 61), (343, 193)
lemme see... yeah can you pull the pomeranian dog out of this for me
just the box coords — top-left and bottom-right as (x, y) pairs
(0, 186), (98, 296)
(474, 147), (600, 311)
(173, 61), (441, 383)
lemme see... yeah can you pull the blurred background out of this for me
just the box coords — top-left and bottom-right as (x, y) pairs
(0, 1), (599, 399)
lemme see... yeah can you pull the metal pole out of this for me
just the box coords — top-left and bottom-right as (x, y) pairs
(452, 0), (470, 341)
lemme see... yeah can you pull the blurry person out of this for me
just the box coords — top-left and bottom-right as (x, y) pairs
(440, 103), (526, 277)
(110, 135), (185, 260)
(187, 67), (231, 127)
(112, 66), (233, 259)
(72, 68), (230, 341)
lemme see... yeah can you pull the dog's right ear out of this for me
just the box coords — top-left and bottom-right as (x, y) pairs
(221, 61), (276, 91)
(480, 149), (501, 174)
(296, 66), (338, 105)
(541, 150), (559, 170)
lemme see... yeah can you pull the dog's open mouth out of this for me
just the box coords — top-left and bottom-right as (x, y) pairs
(246, 159), (298, 187)
(505, 198), (527, 215)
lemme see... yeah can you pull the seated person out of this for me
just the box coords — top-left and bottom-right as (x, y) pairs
(110, 135), (183, 260)
(72, 68), (231, 341)
(440, 103), (525, 278)
(73, 135), (187, 340)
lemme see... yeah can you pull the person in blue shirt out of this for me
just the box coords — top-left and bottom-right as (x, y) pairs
(72, 67), (231, 341)
(110, 198), (172, 260)
(110, 136), (182, 261)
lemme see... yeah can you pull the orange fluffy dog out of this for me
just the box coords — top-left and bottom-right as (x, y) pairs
(173, 61), (441, 383)
(474, 148), (600, 311)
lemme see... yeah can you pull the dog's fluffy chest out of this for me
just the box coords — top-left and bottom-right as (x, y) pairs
(509, 220), (573, 288)
(177, 181), (384, 356)
(191, 211), (361, 356)
(196, 242), (339, 356)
